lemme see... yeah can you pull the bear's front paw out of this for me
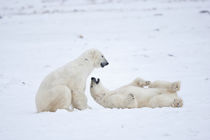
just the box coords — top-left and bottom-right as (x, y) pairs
(128, 93), (135, 100)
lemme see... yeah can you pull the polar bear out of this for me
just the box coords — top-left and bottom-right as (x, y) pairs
(90, 77), (138, 109)
(35, 49), (109, 112)
(149, 80), (181, 93)
(90, 77), (183, 109)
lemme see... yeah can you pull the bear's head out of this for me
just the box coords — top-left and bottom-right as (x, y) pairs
(84, 49), (109, 68)
(90, 77), (107, 96)
(90, 77), (100, 88)
(90, 77), (107, 101)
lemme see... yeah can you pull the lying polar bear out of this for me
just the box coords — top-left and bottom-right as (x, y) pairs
(90, 77), (183, 109)
(149, 80), (181, 93)
(35, 49), (109, 112)
(90, 77), (138, 109)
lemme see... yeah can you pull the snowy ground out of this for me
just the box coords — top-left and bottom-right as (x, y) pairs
(0, 0), (210, 139)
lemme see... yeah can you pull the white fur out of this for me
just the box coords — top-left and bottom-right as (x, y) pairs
(124, 77), (151, 87)
(149, 80), (181, 93)
(35, 49), (108, 112)
(90, 78), (183, 109)
(90, 80), (138, 109)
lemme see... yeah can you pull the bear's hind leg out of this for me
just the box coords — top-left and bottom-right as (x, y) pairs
(172, 98), (183, 108)
(72, 92), (88, 110)
(148, 94), (175, 108)
(46, 85), (72, 112)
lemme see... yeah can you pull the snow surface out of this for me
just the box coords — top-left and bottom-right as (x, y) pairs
(0, 0), (210, 140)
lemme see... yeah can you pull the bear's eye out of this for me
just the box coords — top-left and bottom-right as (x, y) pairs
(101, 55), (104, 58)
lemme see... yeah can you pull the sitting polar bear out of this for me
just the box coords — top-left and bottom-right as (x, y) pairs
(149, 80), (181, 93)
(90, 77), (183, 109)
(35, 49), (109, 112)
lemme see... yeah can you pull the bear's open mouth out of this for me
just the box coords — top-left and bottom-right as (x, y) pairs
(96, 78), (100, 84)
(91, 77), (100, 84)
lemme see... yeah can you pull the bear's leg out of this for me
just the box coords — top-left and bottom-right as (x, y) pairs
(46, 85), (72, 112)
(148, 94), (175, 108)
(148, 96), (161, 108)
(72, 92), (88, 110)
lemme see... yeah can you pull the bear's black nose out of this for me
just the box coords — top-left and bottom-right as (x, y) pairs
(91, 77), (98, 83)
(100, 60), (109, 68)
(91, 77), (96, 81)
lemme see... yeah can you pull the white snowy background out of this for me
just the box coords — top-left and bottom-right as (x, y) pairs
(0, 0), (210, 139)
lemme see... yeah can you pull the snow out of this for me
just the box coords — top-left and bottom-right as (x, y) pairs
(0, 0), (210, 139)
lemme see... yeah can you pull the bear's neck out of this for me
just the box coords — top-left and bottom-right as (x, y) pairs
(68, 57), (95, 78)
(91, 91), (106, 106)
(92, 86), (109, 101)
